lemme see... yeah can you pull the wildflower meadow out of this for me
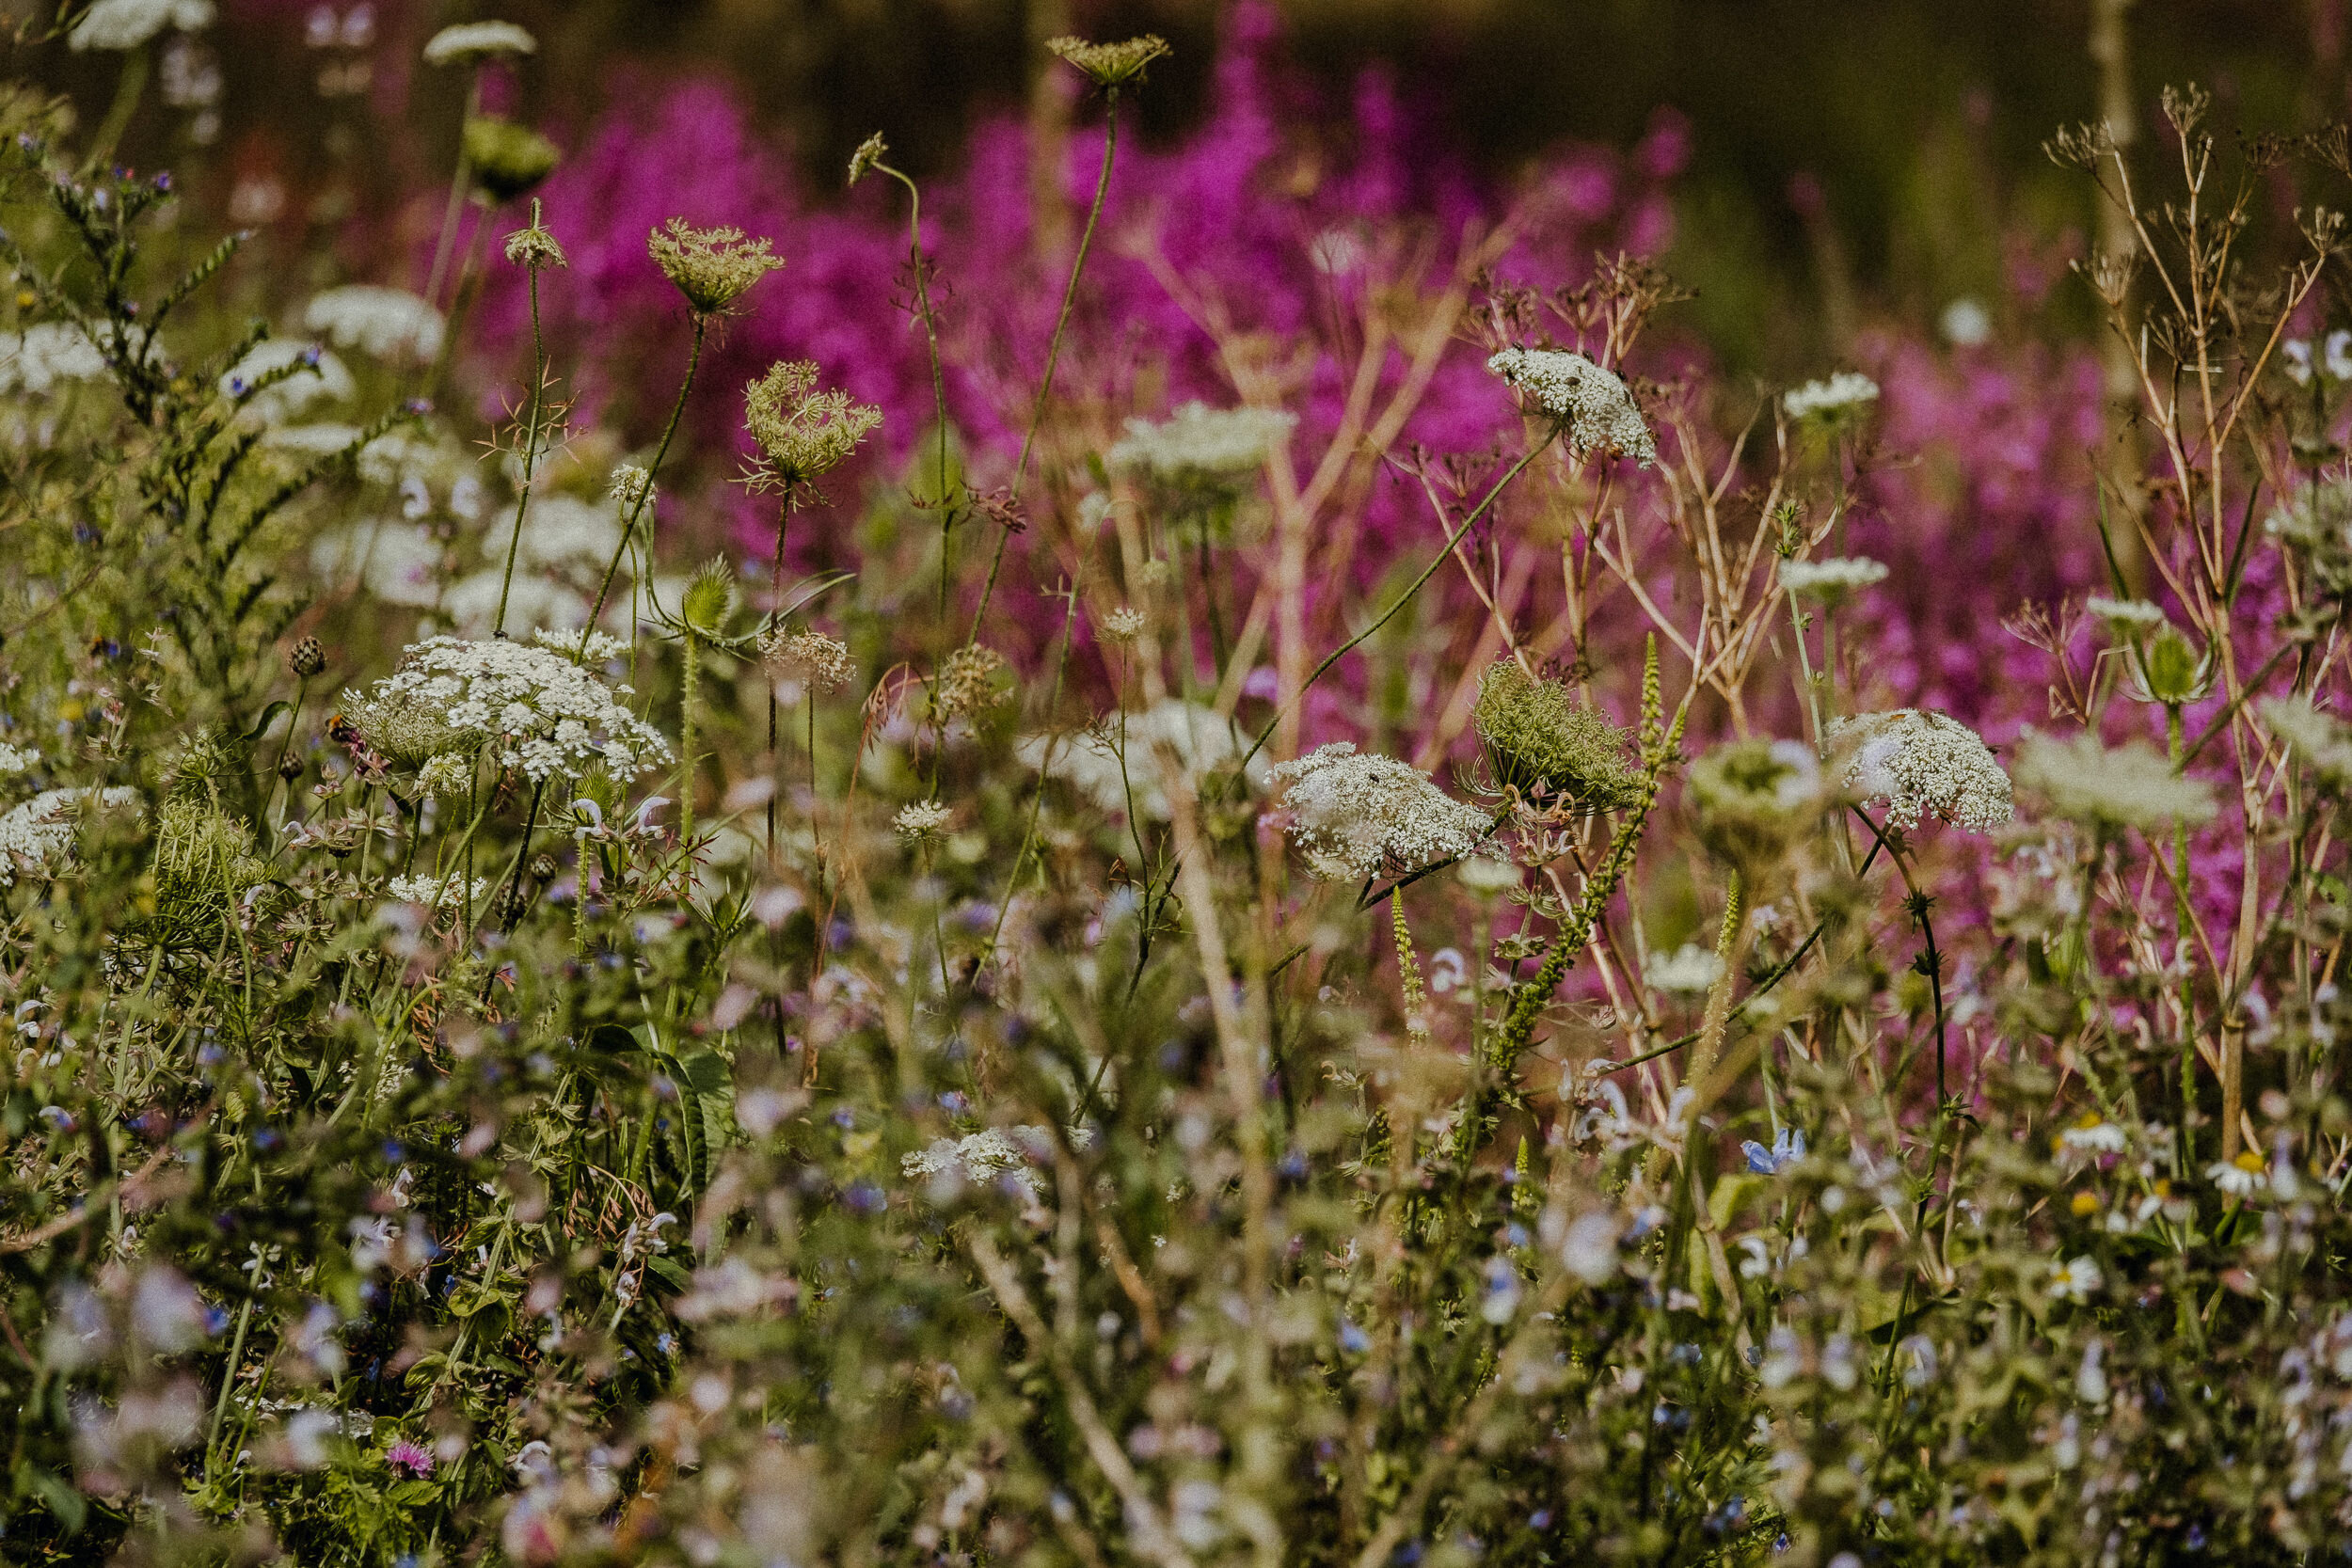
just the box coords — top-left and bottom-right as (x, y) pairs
(5, 0), (2352, 1563)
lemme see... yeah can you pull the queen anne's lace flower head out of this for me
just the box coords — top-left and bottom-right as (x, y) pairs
(1829, 708), (2013, 833)
(1264, 743), (1494, 881)
(1018, 700), (1243, 822)
(2085, 595), (2167, 629)
(385, 874), (492, 911)
(2264, 696), (2352, 788)
(903, 1128), (1048, 1198)
(1471, 660), (1640, 808)
(1044, 34), (1171, 88)
(895, 800), (952, 841)
(303, 287), (445, 361)
(1779, 556), (1888, 606)
(649, 220), (786, 316)
(1486, 348), (1656, 467)
(0, 323), (108, 395)
(70, 0), (212, 52)
(340, 637), (672, 784)
(421, 20), (534, 65)
(761, 626), (857, 695)
(1647, 942), (1724, 996)
(0, 787), (141, 884)
(1784, 371), (1880, 421)
(2011, 731), (2216, 833)
(740, 361), (882, 491)
(1107, 402), (1296, 478)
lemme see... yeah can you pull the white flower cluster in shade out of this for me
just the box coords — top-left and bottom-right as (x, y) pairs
(1783, 370), (1881, 420)
(303, 287), (446, 362)
(342, 636), (672, 784)
(0, 324), (109, 395)
(1486, 348), (1656, 467)
(221, 339), (354, 424)
(1263, 742), (1495, 881)
(0, 787), (141, 884)
(0, 742), (36, 774)
(1018, 700), (1244, 821)
(902, 1128), (1048, 1198)
(384, 875), (491, 911)
(893, 800), (952, 841)
(2264, 696), (2352, 787)
(1829, 708), (2014, 833)
(1106, 401), (1297, 478)
(1778, 555), (1888, 601)
(70, 0), (213, 52)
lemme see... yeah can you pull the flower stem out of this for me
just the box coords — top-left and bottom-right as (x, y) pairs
(493, 245), (551, 639)
(584, 317), (708, 643)
(969, 88), (1120, 640)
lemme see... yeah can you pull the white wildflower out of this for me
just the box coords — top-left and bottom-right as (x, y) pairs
(1099, 607), (1146, 641)
(0, 323), (108, 395)
(2058, 1119), (2128, 1154)
(2283, 331), (2352, 387)
(1939, 298), (1991, 347)
(894, 800), (952, 841)
(0, 742), (36, 774)
(2076, 1339), (2110, 1404)
(222, 340), (354, 423)
(1560, 1212), (1621, 1285)
(532, 627), (629, 664)
(70, 0), (213, 52)
(311, 519), (443, 608)
(610, 463), (656, 513)
(1486, 347), (1656, 467)
(1106, 401), (1296, 478)
(2263, 696), (2352, 787)
(303, 286), (446, 362)
(437, 570), (590, 639)
(1263, 742), (1494, 881)
(1784, 370), (1880, 420)
(1018, 700), (1243, 821)
(421, 20), (536, 66)
(1645, 942), (1724, 996)
(2049, 1255), (2103, 1304)
(2011, 730), (2216, 832)
(0, 787), (142, 885)
(341, 636), (673, 784)
(483, 494), (620, 571)
(903, 1128), (1047, 1198)
(262, 422), (364, 455)
(1778, 555), (1887, 605)
(385, 875), (492, 911)
(2085, 594), (2167, 628)
(1829, 708), (2013, 832)
(2207, 1156), (2269, 1199)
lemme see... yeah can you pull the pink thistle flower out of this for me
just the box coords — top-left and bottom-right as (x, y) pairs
(385, 1439), (436, 1478)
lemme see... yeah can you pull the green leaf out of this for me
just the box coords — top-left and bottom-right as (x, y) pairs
(237, 699), (293, 746)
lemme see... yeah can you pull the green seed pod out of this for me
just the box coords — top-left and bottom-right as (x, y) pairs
(464, 118), (561, 204)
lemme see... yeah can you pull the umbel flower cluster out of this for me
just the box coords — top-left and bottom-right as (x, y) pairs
(1265, 742), (1496, 879)
(339, 634), (672, 784)
(1829, 707), (2013, 832)
(1486, 346), (1657, 466)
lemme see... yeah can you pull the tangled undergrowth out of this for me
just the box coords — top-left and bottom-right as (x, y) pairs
(8, 8), (2352, 1567)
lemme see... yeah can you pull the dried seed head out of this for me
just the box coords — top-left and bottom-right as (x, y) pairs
(502, 199), (567, 271)
(760, 625), (857, 695)
(740, 360), (882, 492)
(848, 132), (888, 188)
(1471, 661), (1641, 809)
(1045, 34), (1170, 90)
(647, 218), (786, 316)
(934, 643), (1008, 721)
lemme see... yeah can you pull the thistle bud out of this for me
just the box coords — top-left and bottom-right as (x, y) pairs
(530, 853), (559, 882)
(289, 637), (326, 678)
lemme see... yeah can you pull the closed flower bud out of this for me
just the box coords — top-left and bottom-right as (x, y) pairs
(289, 636), (325, 678)
(463, 118), (561, 204)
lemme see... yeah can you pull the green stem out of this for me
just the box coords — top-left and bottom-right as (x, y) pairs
(969, 88), (1121, 639)
(583, 319), (708, 641)
(493, 237), (552, 639)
